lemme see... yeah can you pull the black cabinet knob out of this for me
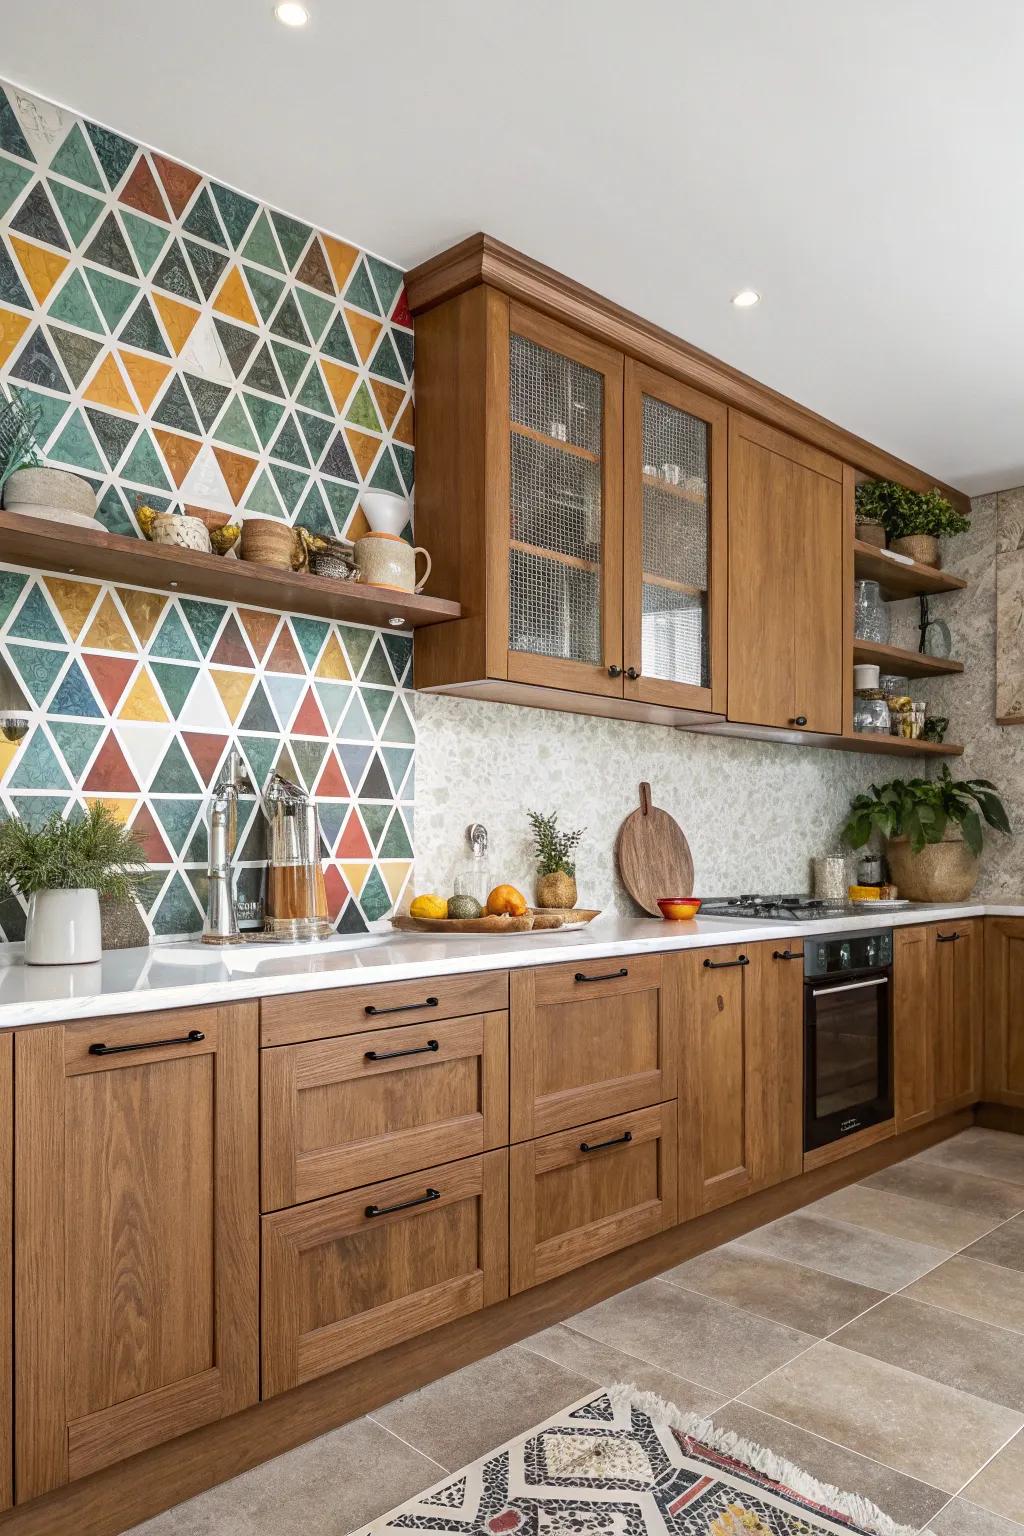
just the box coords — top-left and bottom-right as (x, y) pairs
(790, 715), (808, 727)
(626, 667), (641, 680)
(607, 664), (623, 678)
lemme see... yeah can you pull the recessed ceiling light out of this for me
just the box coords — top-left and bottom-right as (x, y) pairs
(274, 2), (309, 25)
(732, 289), (761, 308)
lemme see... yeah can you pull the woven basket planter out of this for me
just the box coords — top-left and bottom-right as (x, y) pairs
(536, 871), (577, 909)
(891, 533), (941, 568)
(886, 831), (979, 902)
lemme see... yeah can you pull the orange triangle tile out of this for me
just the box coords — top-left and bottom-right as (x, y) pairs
(83, 352), (135, 414)
(43, 577), (100, 640)
(116, 588), (168, 647)
(238, 609), (280, 661)
(84, 795), (136, 824)
(150, 153), (201, 219)
(322, 864), (349, 920)
(119, 349), (171, 412)
(344, 309), (383, 364)
(345, 427), (384, 479)
(345, 507), (369, 541)
(315, 751), (349, 798)
(154, 428), (202, 488)
(83, 733), (138, 793)
(321, 235), (359, 293)
(119, 155), (170, 222)
(117, 668), (168, 723)
(315, 633), (351, 681)
(265, 625), (304, 674)
(153, 292), (200, 355)
(320, 360), (358, 414)
(212, 265), (258, 327)
(212, 447), (258, 505)
(292, 688), (328, 737)
(129, 803), (172, 863)
(0, 307), (31, 369)
(340, 861), (369, 896)
(370, 379), (407, 432)
(211, 669), (253, 724)
(82, 593), (135, 653)
(10, 236), (68, 305)
(83, 654), (136, 712)
(338, 811), (371, 858)
(393, 399), (414, 446)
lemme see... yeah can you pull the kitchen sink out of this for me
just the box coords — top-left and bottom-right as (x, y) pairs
(154, 934), (393, 966)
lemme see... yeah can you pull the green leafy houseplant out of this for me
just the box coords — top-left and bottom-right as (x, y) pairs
(528, 810), (585, 909)
(854, 480), (970, 541)
(0, 394), (41, 495)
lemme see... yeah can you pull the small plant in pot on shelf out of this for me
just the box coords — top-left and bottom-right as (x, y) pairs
(528, 810), (585, 909)
(854, 480), (970, 569)
(0, 805), (149, 965)
(0, 393), (97, 525)
(842, 768), (1009, 902)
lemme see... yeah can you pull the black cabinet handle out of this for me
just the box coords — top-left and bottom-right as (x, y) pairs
(580, 1130), (633, 1153)
(365, 1039), (439, 1062)
(703, 955), (749, 969)
(607, 664), (623, 678)
(575, 967), (628, 983)
(365, 1188), (440, 1218)
(626, 666), (641, 680)
(773, 949), (800, 961)
(89, 1029), (205, 1057)
(364, 996), (439, 1017)
(936, 931), (961, 943)
(790, 715), (808, 727)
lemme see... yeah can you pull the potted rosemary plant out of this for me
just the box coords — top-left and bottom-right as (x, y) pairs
(528, 810), (585, 909)
(842, 768), (1009, 901)
(854, 480), (970, 568)
(0, 805), (149, 964)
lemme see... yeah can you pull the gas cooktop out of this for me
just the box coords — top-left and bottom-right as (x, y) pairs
(700, 894), (852, 922)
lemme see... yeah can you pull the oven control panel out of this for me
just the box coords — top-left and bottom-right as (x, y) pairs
(804, 928), (893, 978)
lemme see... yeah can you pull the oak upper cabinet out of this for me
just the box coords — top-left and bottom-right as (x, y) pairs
(986, 917), (1024, 1104)
(14, 1005), (259, 1502)
(622, 362), (728, 714)
(895, 920), (983, 1129)
(727, 413), (845, 735)
(676, 942), (804, 1216)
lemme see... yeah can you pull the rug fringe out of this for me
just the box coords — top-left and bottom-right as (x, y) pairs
(608, 1384), (918, 1536)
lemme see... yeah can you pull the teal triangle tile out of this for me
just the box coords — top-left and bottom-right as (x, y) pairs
(295, 287), (333, 344)
(213, 395), (258, 453)
(315, 680), (351, 731)
(340, 625), (374, 674)
(244, 263), (283, 321)
(150, 660), (198, 717)
(367, 256), (404, 316)
(271, 340), (308, 396)
(394, 444), (414, 495)
(270, 414), (309, 469)
(150, 738), (200, 793)
(402, 768), (415, 803)
(50, 721), (103, 780)
(318, 801), (346, 853)
(48, 409), (104, 474)
(369, 331), (405, 384)
(379, 807), (413, 859)
(184, 869), (209, 913)
(0, 88), (33, 161)
(182, 186), (226, 246)
(234, 865), (266, 917)
(0, 895), (26, 943)
(237, 805), (267, 863)
(9, 327), (69, 393)
(7, 642), (65, 703)
(10, 795), (71, 830)
(382, 745), (413, 794)
(359, 867), (391, 922)
(84, 121), (136, 189)
(295, 235), (334, 296)
(337, 897), (367, 935)
(241, 210), (284, 272)
(382, 632), (412, 683)
(296, 409), (333, 464)
(369, 445), (405, 496)
(0, 241), (31, 310)
(152, 796), (202, 855)
(270, 291), (310, 346)
(48, 178), (103, 245)
(0, 156), (33, 220)
(244, 392), (285, 448)
(152, 239), (200, 303)
(293, 740), (328, 792)
(322, 480), (357, 529)
(121, 429), (171, 490)
(270, 462), (306, 513)
(183, 817), (209, 866)
(394, 328), (413, 380)
(13, 387), (69, 449)
(295, 481), (334, 538)
(238, 733), (279, 788)
(179, 599), (227, 656)
(47, 268), (103, 332)
(47, 660), (102, 717)
(84, 210), (137, 274)
(290, 617), (328, 670)
(183, 237), (227, 299)
(360, 752), (391, 799)
(184, 373), (230, 431)
(95, 484), (136, 535)
(8, 726), (69, 790)
(264, 672), (303, 727)
(11, 180), (68, 250)
(270, 210), (312, 270)
(381, 694), (415, 744)
(244, 341), (284, 397)
(0, 571), (28, 627)
(337, 691), (373, 743)
(360, 803), (391, 850)
(150, 606), (200, 661)
(361, 638), (396, 686)
(296, 359), (333, 415)
(344, 257), (381, 316)
(85, 407), (138, 470)
(120, 210), (169, 275)
(48, 325), (102, 388)
(210, 183), (257, 248)
(212, 317), (259, 379)
(244, 469), (283, 517)
(50, 122), (104, 190)
(118, 294), (169, 356)
(321, 311), (358, 366)
(320, 431), (357, 483)
(87, 267), (139, 331)
(338, 741), (371, 790)
(238, 679), (276, 732)
(148, 870), (202, 936)
(153, 374), (201, 435)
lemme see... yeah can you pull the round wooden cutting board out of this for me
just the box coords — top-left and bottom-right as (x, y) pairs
(615, 782), (695, 916)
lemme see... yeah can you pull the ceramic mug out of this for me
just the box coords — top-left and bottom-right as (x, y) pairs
(354, 532), (431, 593)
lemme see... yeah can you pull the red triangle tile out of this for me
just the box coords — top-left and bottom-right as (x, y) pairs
(151, 153), (201, 218)
(391, 290), (412, 328)
(292, 687), (328, 737)
(337, 808), (371, 857)
(265, 625), (304, 675)
(238, 608), (279, 661)
(182, 731), (228, 786)
(129, 803), (172, 863)
(83, 733), (139, 793)
(210, 614), (253, 667)
(323, 864), (348, 921)
(83, 654), (136, 713)
(315, 750), (349, 799)
(119, 155), (171, 222)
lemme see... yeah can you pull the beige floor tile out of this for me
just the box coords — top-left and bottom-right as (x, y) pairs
(737, 1210), (947, 1291)
(917, 1130), (1024, 1189)
(928, 1498), (1024, 1536)
(661, 1240), (883, 1336)
(964, 1430), (1024, 1525)
(707, 1401), (949, 1534)
(832, 1295), (1024, 1411)
(569, 1276), (816, 1396)
(126, 1416), (442, 1536)
(905, 1255), (1024, 1334)
(370, 1344), (595, 1471)
(810, 1181), (1003, 1251)
(520, 1322), (726, 1415)
(740, 1340), (1023, 1493)
(966, 1215), (1024, 1273)
(863, 1161), (1024, 1220)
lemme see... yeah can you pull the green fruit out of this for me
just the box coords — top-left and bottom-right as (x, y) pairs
(446, 894), (483, 920)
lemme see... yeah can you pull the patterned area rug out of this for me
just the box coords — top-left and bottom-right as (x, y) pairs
(351, 1387), (915, 1536)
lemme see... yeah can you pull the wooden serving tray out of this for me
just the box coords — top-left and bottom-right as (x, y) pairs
(530, 907), (601, 929)
(391, 914), (537, 935)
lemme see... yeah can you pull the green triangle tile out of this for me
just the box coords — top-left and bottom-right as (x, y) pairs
(10, 795), (71, 830)
(360, 804), (391, 851)
(84, 121), (136, 189)
(264, 673), (303, 728)
(357, 688), (389, 735)
(0, 88), (33, 162)
(50, 122), (104, 190)
(361, 638), (395, 686)
(320, 431), (357, 484)
(394, 328), (413, 380)
(121, 429), (171, 491)
(337, 898), (367, 936)
(212, 317), (259, 379)
(344, 257), (381, 316)
(346, 381), (382, 432)
(0, 242), (30, 310)
(85, 407), (138, 470)
(244, 341), (284, 397)
(0, 571), (28, 627)
(317, 802), (346, 853)
(151, 739), (200, 794)
(241, 210), (284, 272)
(270, 414), (309, 469)
(184, 373), (230, 431)
(150, 661), (198, 717)
(184, 868), (210, 911)
(152, 797), (202, 856)
(380, 809), (413, 860)
(295, 287), (333, 344)
(47, 325), (102, 389)
(84, 210), (137, 275)
(9, 327), (69, 394)
(210, 183), (257, 248)
(213, 395), (258, 453)
(394, 444), (414, 494)
(50, 721), (103, 780)
(382, 745), (413, 792)
(183, 238), (227, 299)
(119, 210), (169, 275)
(238, 734), (279, 788)
(271, 340), (308, 396)
(243, 392), (285, 448)
(8, 727), (69, 790)
(293, 740), (328, 792)
(13, 386), (71, 448)
(321, 311), (357, 365)
(152, 239), (200, 303)
(295, 235), (335, 296)
(148, 871), (202, 936)
(0, 157), (33, 220)
(295, 481), (334, 538)
(244, 469), (284, 517)
(340, 624), (375, 674)
(290, 617), (329, 670)
(321, 482), (357, 532)
(95, 485), (137, 536)
(370, 446), (405, 495)
(314, 680), (351, 731)
(360, 752), (391, 799)
(118, 293), (170, 356)
(243, 264), (284, 323)
(150, 606), (200, 661)
(270, 462), (306, 513)
(382, 694), (415, 744)
(8, 643), (66, 703)
(48, 409), (104, 474)
(338, 690), (373, 742)
(270, 291), (310, 346)
(270, 210), (312, 270)
(179, 599), (227, 657)
(182, 186), (226, 247)
(0, 894), (27, 943)
(238, 679), (276, 732)
(369, 331), (405, 384)
(48, 268), (104, 333)
(236, 807), (266, 863)
(9, 581), (63, 643)
(366, 256), (403, 316)
(11, 180), (68, 250)
(153, 374), (201, 435)
(296, 359), (333, 415)
(382, 633), (413, 684)
(294, 410), (332, 464)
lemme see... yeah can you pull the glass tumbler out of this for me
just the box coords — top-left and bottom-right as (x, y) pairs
(853, 580), (890, 643)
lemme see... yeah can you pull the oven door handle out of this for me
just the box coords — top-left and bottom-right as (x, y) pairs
(810, 976), (889, 997)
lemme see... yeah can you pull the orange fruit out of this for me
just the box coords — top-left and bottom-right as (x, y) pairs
(486, 883), (528, 917)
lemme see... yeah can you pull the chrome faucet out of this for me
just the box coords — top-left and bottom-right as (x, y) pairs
(202, 747), (254, 944)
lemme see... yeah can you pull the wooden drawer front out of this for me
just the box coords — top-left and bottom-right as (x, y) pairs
(261, 1013), (509, 1210)
(261, 1150), (508, 1396)
(510, 956), (671, 1140)
(260, 971), (509, 1046)
(63, 1006), (218, 1073)
(509, 1104), (677, 1294)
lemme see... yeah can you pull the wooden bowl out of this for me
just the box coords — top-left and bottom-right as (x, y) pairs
(656, 897), (702, 921)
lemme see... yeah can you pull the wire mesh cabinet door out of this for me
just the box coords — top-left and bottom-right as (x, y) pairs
(504, 304), (624, 696)
(622, 362), (728, 715)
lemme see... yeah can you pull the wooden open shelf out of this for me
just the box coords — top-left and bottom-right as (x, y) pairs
(0, 511), (462, 629)
(852, 639), (964, 680)
(684, 717), (963, 757)
(843, 731), (963, 758)
(853, 540), (967, 600)
(510, 422), (599, 463)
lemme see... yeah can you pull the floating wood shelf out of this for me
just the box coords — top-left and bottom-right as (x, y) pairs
(0, 512), (462, 630)
(843, 731), (963, 758)
(683, 716), (963, 757)
(852, 640), (964, 680)
(853, 540), (967, 600)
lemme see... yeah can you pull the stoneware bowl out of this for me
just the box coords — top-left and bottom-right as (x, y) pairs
(656, 897), (702, 921)
(360, 491), (411, 537)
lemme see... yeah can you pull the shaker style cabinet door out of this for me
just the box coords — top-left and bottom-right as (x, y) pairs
(893, 924), (936, 1131)
(985, 917), (1024, 1104)
(932, 919), (983, 1112)
(14, 1005), (259, 1502)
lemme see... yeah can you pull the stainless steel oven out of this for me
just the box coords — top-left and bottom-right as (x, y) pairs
(804, 929), (893, 1152)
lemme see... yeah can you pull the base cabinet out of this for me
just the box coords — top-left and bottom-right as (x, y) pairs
(895, 920), (983, 1130)
(986, 918), (1024, 1104)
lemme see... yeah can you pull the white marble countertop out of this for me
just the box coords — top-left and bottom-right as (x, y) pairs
(0, 901), (1020, 1030)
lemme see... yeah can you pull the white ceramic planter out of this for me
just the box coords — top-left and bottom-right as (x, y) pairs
(24, 887), (102, 965)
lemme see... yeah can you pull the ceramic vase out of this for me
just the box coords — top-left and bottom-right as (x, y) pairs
(24, 888), (102, 965)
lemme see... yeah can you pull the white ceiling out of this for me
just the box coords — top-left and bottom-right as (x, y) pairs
(5, 0), (1022, 495)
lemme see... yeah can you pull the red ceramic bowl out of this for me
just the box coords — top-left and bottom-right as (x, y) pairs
(657, 897), (702, 921)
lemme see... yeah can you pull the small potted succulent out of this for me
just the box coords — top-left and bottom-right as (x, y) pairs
(0, 394), (97, 525)
(0, 805), (149, 964)
(854, 480), (970, 569)
(842, 768), (1009, 902)
(528, 810), (585, 909)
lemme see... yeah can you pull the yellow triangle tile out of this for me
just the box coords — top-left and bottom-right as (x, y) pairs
(212, 265), (258, 327)
(83, 352), (136, 414)
(392, 398), (414, 447)
(0, 307), (31, 369)
(82, 593), (135, 653)
(321, 235), (359, 294)
(0, 737), (22, 783)
(116, 588), (168, 647)
(344, 309), (383, 364)
(315, 633), (351, 681)
(10, 235), (68, 304)
(117, 668), (168, 723)
(345, 428), (383, 479)
(119, 350), (171, 412)
(321, 360), (358, 415)
(370, 379), (407, 432)
(379, 860), (412, 901)
(341, 861), (370, 897)
(43, 577), (101, 640)
(83, 796), (135, 824)
(346, 507), (370, 542)
(211, 669), (253, 724)
(153, 292), (200, 355)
